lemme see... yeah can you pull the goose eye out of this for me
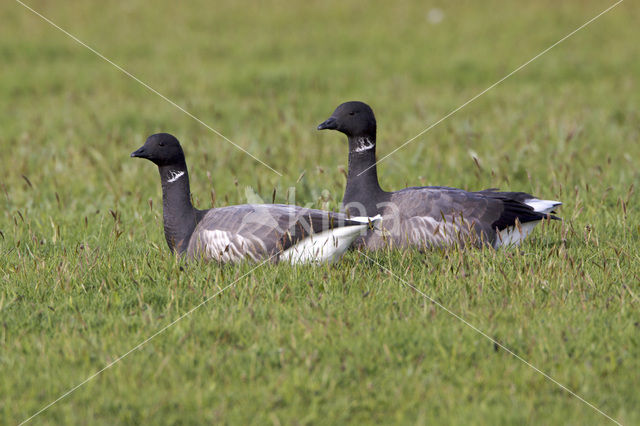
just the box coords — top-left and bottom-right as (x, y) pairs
(349, 111), (356, 116)
(159, 142), (165, 147)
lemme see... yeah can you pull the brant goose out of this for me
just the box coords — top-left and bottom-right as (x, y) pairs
(318, 101), (561, 249)
(131, 133), (379, 263)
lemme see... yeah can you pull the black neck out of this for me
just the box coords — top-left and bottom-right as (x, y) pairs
(343, 135), (385, 216)
(158, 163), (199, 253)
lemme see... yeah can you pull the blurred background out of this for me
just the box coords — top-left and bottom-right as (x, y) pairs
(2, 0), (638, 221)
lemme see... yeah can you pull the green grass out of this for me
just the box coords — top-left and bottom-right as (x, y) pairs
(2, 0), (639, 424)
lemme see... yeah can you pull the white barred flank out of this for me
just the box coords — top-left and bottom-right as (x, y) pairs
(405, 215), (463, 247)
(198, 230), (267, 263)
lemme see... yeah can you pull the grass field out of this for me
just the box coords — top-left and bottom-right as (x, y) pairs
(2, 0), (639, 424)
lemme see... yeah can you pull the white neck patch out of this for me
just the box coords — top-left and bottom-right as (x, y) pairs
(167, 170), (185, 183)
(353, 137), (375, 153)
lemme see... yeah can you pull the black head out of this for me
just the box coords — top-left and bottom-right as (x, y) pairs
(131, 133), (186, 166)
(317, 101), (376, 138)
